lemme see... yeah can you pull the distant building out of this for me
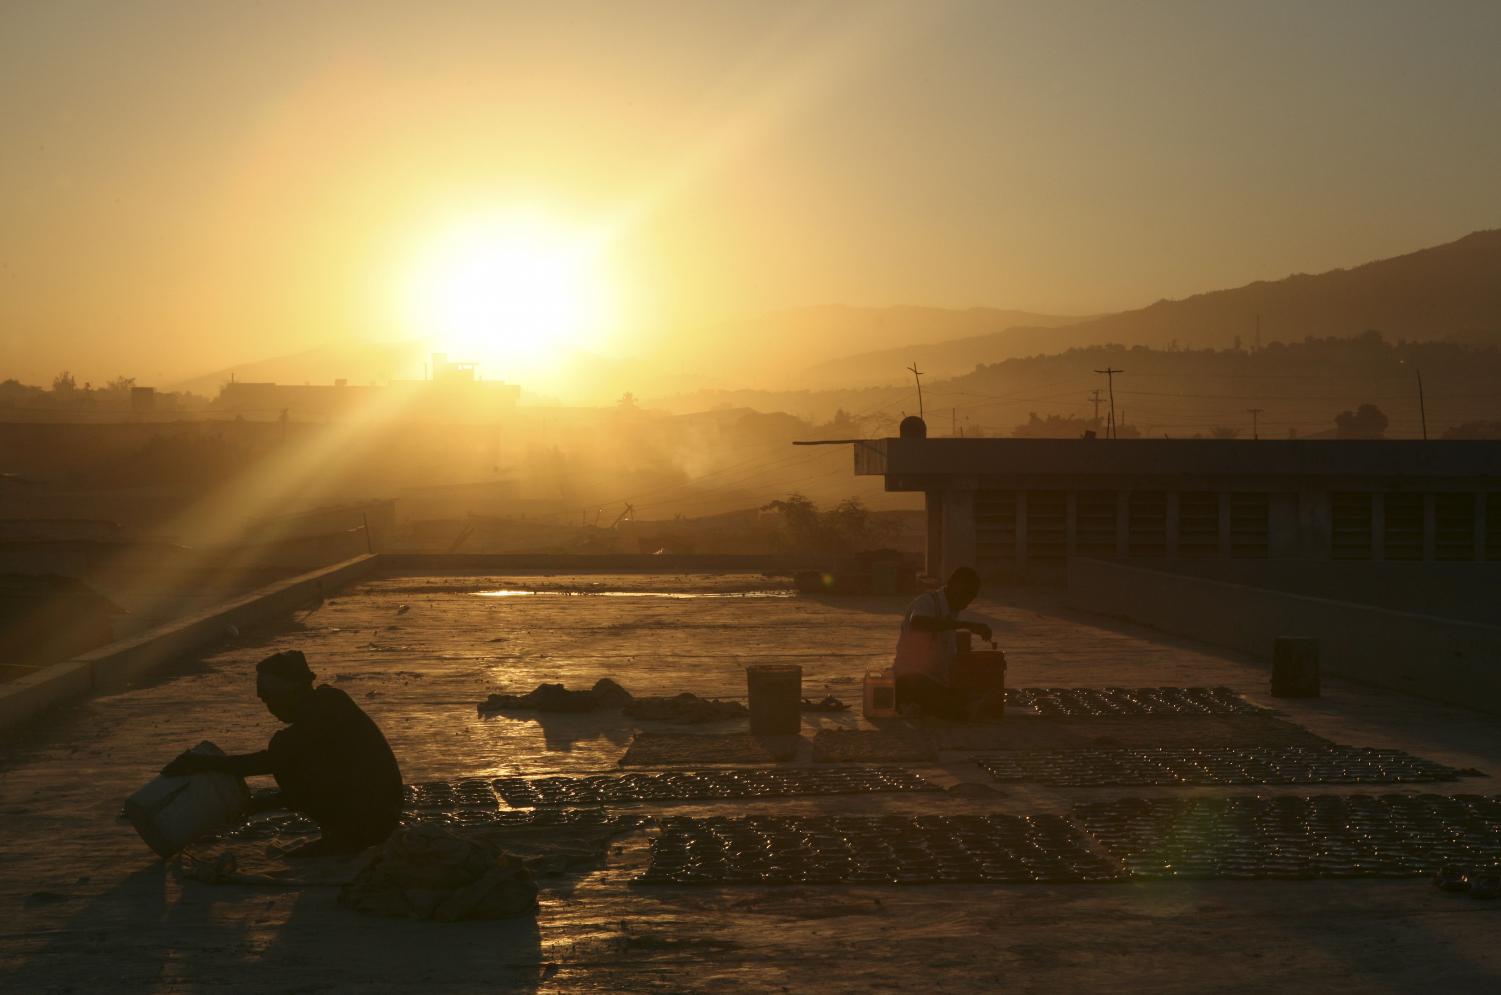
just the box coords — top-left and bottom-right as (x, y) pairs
(129, 386), (155, 414)
(850, 437), (1501, 581)
(215, 355), (520, 421)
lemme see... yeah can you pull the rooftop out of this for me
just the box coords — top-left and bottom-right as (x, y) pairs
(2, 571), (1499, 990)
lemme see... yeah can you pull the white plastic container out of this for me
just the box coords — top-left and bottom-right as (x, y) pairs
(124, 741), (250, 857)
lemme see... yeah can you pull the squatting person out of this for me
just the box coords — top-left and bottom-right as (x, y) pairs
(162, 649), (403, 855)
(893, 566), (1003, 720)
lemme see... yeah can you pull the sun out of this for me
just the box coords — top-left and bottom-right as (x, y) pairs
(405, 212), (612, 379)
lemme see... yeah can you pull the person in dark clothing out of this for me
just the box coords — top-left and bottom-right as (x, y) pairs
(162, 650), (404, 856)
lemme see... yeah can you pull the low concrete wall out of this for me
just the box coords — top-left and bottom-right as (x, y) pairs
(1066, 557), (1501, 713)
(0, 554), (378, 733)
(377, 552), (827, 574)
(1119, 558), (1501, 625)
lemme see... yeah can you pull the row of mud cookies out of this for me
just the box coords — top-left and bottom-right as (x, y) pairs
(636, 813), (1123, 886)
(630, 795), (1501, 887)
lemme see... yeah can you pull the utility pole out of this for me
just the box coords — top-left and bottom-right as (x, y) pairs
(1247, 407), (1263, 440)
(1094, 367), (1123, 439)
(1088, 388), (1104, 426)
(1416, 368), (1428, 441)
(1254, 313), (1262, 353)
(907, 362), (925, 420)
(1400, 359), (1429, 440)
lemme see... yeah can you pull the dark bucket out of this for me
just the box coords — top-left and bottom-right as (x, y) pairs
(746, 664), (802, 735)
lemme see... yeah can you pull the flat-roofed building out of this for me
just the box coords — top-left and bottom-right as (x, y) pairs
(851, 436), (1501, 582)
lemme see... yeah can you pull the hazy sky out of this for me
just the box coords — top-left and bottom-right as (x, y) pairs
(3, 0), (1500, 386)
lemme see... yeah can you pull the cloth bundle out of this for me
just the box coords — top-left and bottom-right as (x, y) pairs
(339, 825), (538, 921)
(477, 678), (748, 723)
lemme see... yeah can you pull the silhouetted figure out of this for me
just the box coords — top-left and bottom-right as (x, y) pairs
(892, 567), (999, 720)
(163, 650), (403, 856)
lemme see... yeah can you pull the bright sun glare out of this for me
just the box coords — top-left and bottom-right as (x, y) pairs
(406, 212), (612, 379)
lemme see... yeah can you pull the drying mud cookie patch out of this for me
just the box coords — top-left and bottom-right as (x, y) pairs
(636, 813), (1122, 886)
(493, 768), (938, 807)
(935, 713), (1330, 752)
(1006, 686), (1265, 717)
(976, 746), (1467, 787)
(1075, 793), (1501, 880)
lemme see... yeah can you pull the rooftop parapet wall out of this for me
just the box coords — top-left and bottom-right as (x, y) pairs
(856, 437), (1501, 483)
(1067, 556), (1501, 714)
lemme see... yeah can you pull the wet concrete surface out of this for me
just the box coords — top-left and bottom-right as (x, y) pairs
(2, 572), (1499, 992)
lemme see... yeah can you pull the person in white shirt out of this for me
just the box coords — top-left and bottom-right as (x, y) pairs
(892, 566), (998, 719)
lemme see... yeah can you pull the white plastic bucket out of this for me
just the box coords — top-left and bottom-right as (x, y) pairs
(124, 741), (250, 857)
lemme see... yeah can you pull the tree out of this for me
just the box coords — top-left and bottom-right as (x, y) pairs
(761, 493), (891, 553)
(51, 371), (76, 393)
(762, 493), (822, 549)
(1334, 403), (1389, 439)
(616, 392), (638, 411)
(1013, 412), (1096, 438)
(1210, 425), (1241, 439)
(105, 376), (136, 393)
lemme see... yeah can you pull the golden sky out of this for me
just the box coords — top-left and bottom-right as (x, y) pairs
(3, 1), (1500, 388)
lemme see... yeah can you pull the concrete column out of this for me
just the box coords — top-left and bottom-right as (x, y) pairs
(1372, 492), (1386, 561)
(1421, 493), (1437, 562)
(940, 483), (977, 578)
(924, 491), (943, 577)
(1301, 489), (1331, 560)
(1015, 491), (1028, 569)
(1269, 492), (1301, 559)
(1165, 491), (1180, 558)
(1217, 492), (1232, 558)
(1116, 491), (1131, 556)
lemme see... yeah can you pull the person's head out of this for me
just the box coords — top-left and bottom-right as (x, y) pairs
(256, 650), (315, 722)
(944, 566), (981, 611)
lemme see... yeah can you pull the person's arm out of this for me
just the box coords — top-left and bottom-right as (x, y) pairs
(908, 613), (961, 632)
(162, 749), (274, 778)
(911, 614), (993, 642)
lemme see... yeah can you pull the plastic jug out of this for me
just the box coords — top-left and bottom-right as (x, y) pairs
(124, 741), (250, 857)
(863, 669), (898, 718)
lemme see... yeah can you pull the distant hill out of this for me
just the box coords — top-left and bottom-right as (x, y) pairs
(803, 313), (1089, 386)
(667, 305), (1084, 389)
(169, 230), (1501, 404)
(804, 229), (1501, 381)
(999, 229), (1501, 361)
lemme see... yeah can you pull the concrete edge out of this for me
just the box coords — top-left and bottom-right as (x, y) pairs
(0, 554), (379, 733)
(1064, 556), (1501, 713)
(374, 552), (831, 573)
(1069, 558), (1501, 639)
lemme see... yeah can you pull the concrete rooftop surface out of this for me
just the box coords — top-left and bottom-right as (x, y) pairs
(2, 572), (1499, 993)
